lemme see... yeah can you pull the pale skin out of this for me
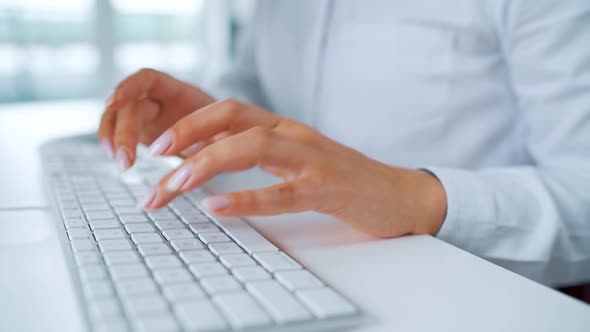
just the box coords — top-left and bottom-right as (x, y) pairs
(98, 68), (447, 238)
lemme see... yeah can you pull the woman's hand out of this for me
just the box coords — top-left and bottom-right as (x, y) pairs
(98, 68), (215, 170)
(138, 98), (447, 238)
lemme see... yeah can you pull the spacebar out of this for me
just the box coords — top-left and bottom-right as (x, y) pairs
(212, 216), (278, 254)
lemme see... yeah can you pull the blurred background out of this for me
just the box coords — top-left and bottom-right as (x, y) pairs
(0, 0), (254, 103)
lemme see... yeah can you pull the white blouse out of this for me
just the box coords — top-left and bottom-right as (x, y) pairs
(210, 0), (590, 286)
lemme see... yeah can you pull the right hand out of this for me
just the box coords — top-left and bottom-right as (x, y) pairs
(98, 68), (215, 170)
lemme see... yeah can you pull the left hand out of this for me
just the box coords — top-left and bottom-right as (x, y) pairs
(138, 98), (447, 238)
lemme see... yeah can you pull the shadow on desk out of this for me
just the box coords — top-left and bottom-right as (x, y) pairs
(560, 284), (590, 304)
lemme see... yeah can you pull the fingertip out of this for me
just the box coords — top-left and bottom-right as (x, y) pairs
(104, 90), (116, 108)
(99, 137), (114, 159)
(148, 131), (174, 156)
(115, 148), (131, 172)
(166, 164), (193, 192)
(136, 187), (158, 211)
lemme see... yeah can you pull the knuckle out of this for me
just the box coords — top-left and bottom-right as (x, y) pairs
(251, 126), (272, 140)
(222, 98), (241, 110)
(250, 126), (273, 151)
(219, 99), (241, 120)
(291, 125), (319, 145)
(195, 149), (216, 170)
(243, 190), (261, 211)
(172, 115), (191, 139)
(277, 182), (297, 203)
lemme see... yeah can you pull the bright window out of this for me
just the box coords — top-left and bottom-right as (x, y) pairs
(0, 0), (253, 103)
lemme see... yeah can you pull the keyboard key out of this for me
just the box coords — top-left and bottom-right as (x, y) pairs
(153, 268), (193, 285)
(169, 239), (204, 252)
(103, 251), (141, 265)
(246, 280), (313, 323)
(88, 297), (122, 321)
(132, 314), (180, 332)
(125, 223), (156, 234)
(155, 220), (185, 230)
(79, 197), (107, 205)
(110, 199), (136, 207)
(188, 223), (219, 234)
(148, 211), (177, 220)
(198, 232), (231, 244)
(201, 276), (242, 294)
(219, 254), (256, 268)
(163, 283), (205, 302)
(94, 228), (127, 241)
(109, 264), (149, 280)
(83, 281), (114, 299)
(189, 262), (227, 278)
(232, 266), (271, 282)
(98, 239), (133, 252)
(145, 255), (182, 269)
(181, 214), (211, 224)
(275, 270), (324, 291)
(70, 238), (96, 252)
(82, 203), (111, 212)
(63, 217), (87, 229)
(131, 232), (163, 244)
(86, 211), (115, 220)
(89, 219), (120, 230)
(75, 251), (102, 265)
(179, 250), (215, 264)
(79, 265), (108, 281)
(174, 299), (227, 331)
(119, 214), (149, 224)
(295, 288), (357, 318)
(114, 206), (140, 215)
(116, 278), (158, 297)
(209, 243), (243, 256)
(212, 292), (272, 329)
(123, 294), (169, 317)
(162, 229), (193, 241)
(253, 252), (301, 272)
(63, 210), (84, 218)
(67, 228), (90, 240)
(137, 243), (173, 256)
(211, 216), (279, 254)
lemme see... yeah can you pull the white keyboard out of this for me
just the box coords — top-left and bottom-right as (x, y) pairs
(40, 134), (363, 332)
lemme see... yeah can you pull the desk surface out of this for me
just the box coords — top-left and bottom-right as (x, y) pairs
(1, 100), (589, 332)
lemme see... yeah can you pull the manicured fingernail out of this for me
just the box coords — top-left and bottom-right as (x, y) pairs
(104, 90), (115, 108)
(116, 148), (130, 171)
(149, 132), (174, 156)
(166, 165), (192, 192)
(182, 141), (206, 157)
(202, 195), (232, 212)
(136, 187), (157, 211)
(100, 138), (114, 158)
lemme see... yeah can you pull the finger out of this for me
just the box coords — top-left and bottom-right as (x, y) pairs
(113, 99), (159, 171)
(97, 108), (117, 158)
(106, 68), (185, 111)
(147, 98), (280, 157)
(143, 126), (303, 209)
(202, 181), (309, 216)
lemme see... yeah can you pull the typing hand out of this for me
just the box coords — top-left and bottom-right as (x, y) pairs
(137, 98), (447, 238)
(98, 68), (215, 171)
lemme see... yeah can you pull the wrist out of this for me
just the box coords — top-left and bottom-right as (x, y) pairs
(408, 169), (447, 235)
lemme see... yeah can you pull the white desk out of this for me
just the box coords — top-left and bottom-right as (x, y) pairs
(1, 100), (589, 332)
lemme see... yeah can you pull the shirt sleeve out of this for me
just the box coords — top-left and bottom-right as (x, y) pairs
(429, 0), (590, 286)
(206, 4), (269, 108)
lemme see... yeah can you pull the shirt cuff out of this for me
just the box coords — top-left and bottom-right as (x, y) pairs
(421, 167), (497, 251)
